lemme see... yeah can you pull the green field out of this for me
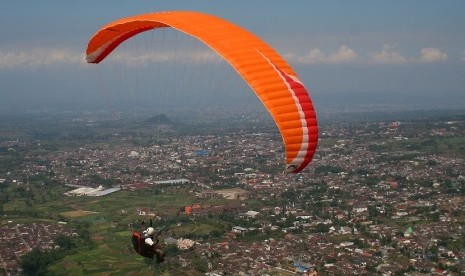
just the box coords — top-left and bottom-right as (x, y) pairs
(1, 184), (234, 275)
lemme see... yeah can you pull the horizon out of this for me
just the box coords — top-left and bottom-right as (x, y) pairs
(1, 1), (465, 112)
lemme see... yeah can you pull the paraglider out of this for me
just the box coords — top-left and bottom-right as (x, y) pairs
(86, 10), (318, 173)
(131, 223), (165, 262)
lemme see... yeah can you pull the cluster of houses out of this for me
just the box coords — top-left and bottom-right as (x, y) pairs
(1, 113), (464, 274)
(0, 222), (75, 275)
(188, 210), (465, 275)
(15, 132), (276, 189)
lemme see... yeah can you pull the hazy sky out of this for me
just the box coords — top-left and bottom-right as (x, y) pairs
(1, 1), (465, 111)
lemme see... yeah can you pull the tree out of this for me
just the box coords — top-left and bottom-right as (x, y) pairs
(163, 244), (180, 258)
(192, 256), (208, 273)
(20, 249), (54, 276)
(54, 234), (76, 251)
(314, 165), (343, 175)
(368, 205), (379, 219)
(314, 223), (330, 233)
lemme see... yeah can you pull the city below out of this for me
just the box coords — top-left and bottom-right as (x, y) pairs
(1, 105), (464, 275)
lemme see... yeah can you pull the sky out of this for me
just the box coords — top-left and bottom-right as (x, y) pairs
(1, 0), (465, 113)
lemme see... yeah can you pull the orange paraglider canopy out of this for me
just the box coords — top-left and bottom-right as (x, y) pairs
(86, 10), (318, 173)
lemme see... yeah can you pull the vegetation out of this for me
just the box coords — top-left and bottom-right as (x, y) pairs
(20, 235), (84, 276)
(1, 109), (465, 274)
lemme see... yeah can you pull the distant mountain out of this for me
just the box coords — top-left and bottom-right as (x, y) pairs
(145, 114), (172, 125)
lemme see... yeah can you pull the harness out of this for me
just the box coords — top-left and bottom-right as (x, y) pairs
(132, 231), (154, 258)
